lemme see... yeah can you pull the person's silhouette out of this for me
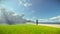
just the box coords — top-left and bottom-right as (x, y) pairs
(36, 19), (38, 25)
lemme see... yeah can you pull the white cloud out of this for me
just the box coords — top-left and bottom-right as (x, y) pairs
(18, 0), (23, 5)
(39, 16), (60, 22)
(49, 16), (60, 20)
(19, 13), (24, 17)
(12, 13), (18, 16)
(39, 19), (49, 22)
(26, 18), (30, 20)
(23, 0), (27, 2)
(24, 3), (32, 7)
(49, 17), (57, 20)
(19, 1), (22, 5)
(18, 0), (23, 7)
(58, 19), (60, 21)
(18, 0), (32, 7)
(0, 8), (27, 24)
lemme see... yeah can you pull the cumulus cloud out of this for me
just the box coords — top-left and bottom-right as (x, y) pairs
(39, 16), (60, 22)
(49, 16), (60, 22)
(0, 8), (27, 24)
(39, 19), (49, 22)
(19, 1), (23, 5)
(12, 13), (18, 16)
(18, 0), (23, 6)
(24, 3), (32, 7)
(26, 18), (30, 20)
(49, 16), (60, 20)
(23, 0), (27, 2)
(18, 0), (32, 7)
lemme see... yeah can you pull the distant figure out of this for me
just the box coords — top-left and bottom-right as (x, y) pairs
(36, 19), (38, 25)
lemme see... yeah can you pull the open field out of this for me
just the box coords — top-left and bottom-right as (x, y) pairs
(26, 23), (60, 28)
(38, 24), (60, 28)
(0, 24), (60, 34)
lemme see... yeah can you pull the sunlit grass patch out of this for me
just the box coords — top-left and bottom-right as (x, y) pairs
(0, 24), (60, 34)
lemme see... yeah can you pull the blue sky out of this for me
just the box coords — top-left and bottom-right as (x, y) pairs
(0, 0), (60, 22)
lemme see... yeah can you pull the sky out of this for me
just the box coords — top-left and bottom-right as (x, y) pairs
(0, 0), (60, 22)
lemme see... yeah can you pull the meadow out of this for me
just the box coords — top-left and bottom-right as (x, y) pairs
(0, 24), (60, 34)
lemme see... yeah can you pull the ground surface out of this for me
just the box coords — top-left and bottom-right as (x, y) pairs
(0, 24), (60, 34)
(26, 23), (60, 28)
(38, 24), (60, 28)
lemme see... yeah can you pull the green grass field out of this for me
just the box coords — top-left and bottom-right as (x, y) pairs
(0, 24), (60, 34)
